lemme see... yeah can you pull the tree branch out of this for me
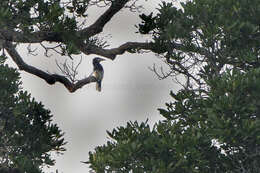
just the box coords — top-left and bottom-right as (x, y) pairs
(4, 41), (97, 93)
(0, 29), (63, 43)
(78, 40), (213, 61)
(79, 0), (129, 38)
(77, 41), (156, 60)
(0, 167), (21, 173)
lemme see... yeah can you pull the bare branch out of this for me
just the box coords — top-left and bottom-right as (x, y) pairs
(148, 63), (175, 80)
(27, 44), (38, 56)
(40, 43), (64, 57)
(125, 0), (144, 12)
(4, 41), (96, 93)
(55, 57), (83, 83)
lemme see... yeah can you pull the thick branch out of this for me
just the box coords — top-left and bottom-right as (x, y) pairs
(78, 41), (157, 60)
(0, 29), (62, 43)
(78, 40), (213, 60)
(4, 41), (96, 92)
(0, 167), (21, 173)
(79, 0), (129, 38)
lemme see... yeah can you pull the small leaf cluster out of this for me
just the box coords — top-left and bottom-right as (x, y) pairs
(137, 13), (157, 34)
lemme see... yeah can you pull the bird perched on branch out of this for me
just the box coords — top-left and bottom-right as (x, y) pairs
(92, 57), (105, 92)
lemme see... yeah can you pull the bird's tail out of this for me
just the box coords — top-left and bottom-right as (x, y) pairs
(96, 81), (101, 92)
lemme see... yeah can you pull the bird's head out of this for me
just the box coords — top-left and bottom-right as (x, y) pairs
(93, 57), (105, 64)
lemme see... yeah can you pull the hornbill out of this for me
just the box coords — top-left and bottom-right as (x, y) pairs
(92, 57), (105, 92)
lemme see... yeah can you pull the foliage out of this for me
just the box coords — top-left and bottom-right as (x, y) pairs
(0, 0), (82, 55)
(0, 56), (66, 173)
(138, 0), (260, 86)
(87, 0), (260, 173)
(88, 69), (260, 173)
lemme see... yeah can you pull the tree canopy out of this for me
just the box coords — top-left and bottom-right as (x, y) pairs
(86, 0), (260, 172)
(1, 0), (260, 172)
(0, 56), (66, 173)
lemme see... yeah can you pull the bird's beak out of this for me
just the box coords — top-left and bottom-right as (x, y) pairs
(99, 58), (105, 62)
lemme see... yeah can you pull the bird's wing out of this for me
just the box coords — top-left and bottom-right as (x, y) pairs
(93, 70), (103, 81)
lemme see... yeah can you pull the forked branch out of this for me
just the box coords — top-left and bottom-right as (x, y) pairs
(4, 41), (97, 93)
(55, 57), (82, 83)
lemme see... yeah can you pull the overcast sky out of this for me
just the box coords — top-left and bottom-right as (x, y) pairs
(7, 1), (182, 172)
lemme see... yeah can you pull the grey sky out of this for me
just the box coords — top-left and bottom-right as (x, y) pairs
(7, 1), (182, 172)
